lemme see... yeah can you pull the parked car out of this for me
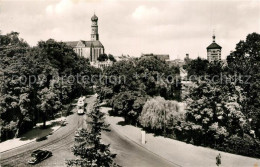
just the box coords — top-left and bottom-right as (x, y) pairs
(75, 128), (83, 137)
(75, 131), (80, 137)
(36, 136), (47, 142)
(60, 119), (67, 126)
(28, 150), (52, 164)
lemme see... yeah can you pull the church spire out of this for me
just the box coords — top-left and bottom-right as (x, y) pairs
(212, 29), (216, 43)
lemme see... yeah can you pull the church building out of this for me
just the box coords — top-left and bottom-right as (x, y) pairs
(207, 34), (222, 62)
(65, 14), (105, 67)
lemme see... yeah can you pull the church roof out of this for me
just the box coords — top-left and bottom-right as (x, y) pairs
(207, 42), (222, 49)
(65, 41), (78, 47)
(65, 40), (104, 48)
(83, 40), (104, 48)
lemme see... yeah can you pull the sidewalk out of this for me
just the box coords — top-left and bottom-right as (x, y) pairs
(101, 107), (260, 167)
(0, 116), (67, 152)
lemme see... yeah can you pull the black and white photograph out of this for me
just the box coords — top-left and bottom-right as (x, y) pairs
(0, 0), (260, 166)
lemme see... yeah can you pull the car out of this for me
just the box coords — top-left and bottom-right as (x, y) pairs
(60, 119), (67, 126)
(75, 128), (83, 137)
(28, 150), (52, 165)
(77, 105), (84, 115)
(75, 131), (80, 137)
(36, 136), (47, 142)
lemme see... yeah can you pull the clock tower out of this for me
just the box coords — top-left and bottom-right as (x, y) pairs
(91, 14), (99, 41)
(207, 33), (222, 62)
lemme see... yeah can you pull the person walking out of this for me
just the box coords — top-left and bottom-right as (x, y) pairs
(216, 153), (221, 166)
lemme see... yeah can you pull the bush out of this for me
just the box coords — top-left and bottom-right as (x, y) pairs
(216, 134), (260, 158)
(1, 121), (18, 141)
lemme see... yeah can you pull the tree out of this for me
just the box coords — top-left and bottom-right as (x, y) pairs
(226, 32), (260, 139)
(98, 87), (113, 102)
(98, 56), (181, 125)
(66, 102), (118, 167)
(0, 33), (97, 141)
(109, 91), (148, 124)
(101, 59), (137, 94)
(0, 31), (28, 48)
(179, 33), (260, 157)
(37, 87), (61, 128)
(185, 57), (209, 79)
(206, 61), (224, 79)
(97, 54), (108, 62)
(139, 96), (185, 135)
(0, 32), (34, 140)
(185, 81), (251, 145)
(37, 39), (79, 75)
(108, 54), (116, 62)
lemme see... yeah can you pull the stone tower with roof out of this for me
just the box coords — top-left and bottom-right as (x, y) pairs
(91, 14), (99, 41)
(65, 14), (106, 67)
(207, 34), (222, 62)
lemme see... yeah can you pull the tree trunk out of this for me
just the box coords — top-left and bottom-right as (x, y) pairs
(43, 120), (46, 128)
(14, 128), (20, 138)
(51, 109), (54, 119)
(15, 119), (22, 138)
(43, 114), (46, 128)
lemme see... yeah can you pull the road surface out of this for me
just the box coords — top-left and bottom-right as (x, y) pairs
(102, 122), (178, 167)
(0, 95), (177, 167)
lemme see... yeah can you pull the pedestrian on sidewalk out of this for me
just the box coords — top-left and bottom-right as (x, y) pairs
(216, 153), (221, 166)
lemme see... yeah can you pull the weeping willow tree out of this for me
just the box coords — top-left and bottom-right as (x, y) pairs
(138, 96), (185, 135)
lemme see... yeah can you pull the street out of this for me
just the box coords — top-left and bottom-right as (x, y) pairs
(102, 122), (177, 167)
(0, 95), (176, 167)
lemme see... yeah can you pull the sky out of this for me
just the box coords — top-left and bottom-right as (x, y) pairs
(0, 0), (259, 60)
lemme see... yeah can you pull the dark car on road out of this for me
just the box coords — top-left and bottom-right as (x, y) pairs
(28, 150), (52, 165)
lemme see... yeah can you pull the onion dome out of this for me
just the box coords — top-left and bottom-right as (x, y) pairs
(91, 14), (98, 21)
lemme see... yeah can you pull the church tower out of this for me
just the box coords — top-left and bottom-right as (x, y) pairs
(207, 33), (222, 62)
(91, 14), (99, 41)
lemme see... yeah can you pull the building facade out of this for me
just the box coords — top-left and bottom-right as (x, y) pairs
(207, 34), (222, 62)
(141, 53), (170, 62)
(65, 14), (105, 66)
